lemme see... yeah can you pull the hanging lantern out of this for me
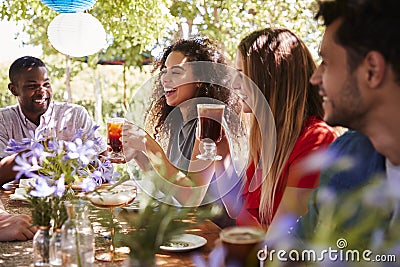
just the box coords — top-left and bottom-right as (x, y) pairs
(47, 13), (107, 57)
(41, 0), (96, 13)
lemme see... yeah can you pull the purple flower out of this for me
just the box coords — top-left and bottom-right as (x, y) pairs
(93, 158), (114, 183)
(79, 177), (97, 192)
(316, 187), (337, 206)
(54, 175), (66, 198)
(208, 244), (227, 267)
(13, 153), (40, 180)
(6, 130), (47, 154)
(72, 128), (85, 140)
(65, 138), (97, 165)
(30, 177), (56, 198)
(5, 138), (33, 154)
(192, 244), (228, 267)
(264, 214), (298, 250)
(72, 126), (103, 150)
(192, 254), (208, 267)
(91, 170), (103, 185)
(46, 139), (59, 151)
(30, 141), (56, 165)
(9, 126), (118, 198)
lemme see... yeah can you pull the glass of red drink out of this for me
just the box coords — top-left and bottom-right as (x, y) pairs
(107, 118), (125, 160)
(196, 104), (225, 160)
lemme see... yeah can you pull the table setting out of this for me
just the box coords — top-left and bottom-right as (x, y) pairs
(0, 113), (262, 267)
(0, 174), (222, 267)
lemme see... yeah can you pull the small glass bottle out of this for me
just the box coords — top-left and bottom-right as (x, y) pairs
(61, 200), (95, 267)
(49, 228), (62, 267)
(33, 226), (51, 267)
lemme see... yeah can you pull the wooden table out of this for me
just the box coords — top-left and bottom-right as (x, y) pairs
(0, 183), (221, 267)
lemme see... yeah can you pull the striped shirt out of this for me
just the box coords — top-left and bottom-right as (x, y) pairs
(0, 101), (107, 158)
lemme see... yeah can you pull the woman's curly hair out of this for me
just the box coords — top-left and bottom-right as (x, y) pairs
(145, 37), (240, 145)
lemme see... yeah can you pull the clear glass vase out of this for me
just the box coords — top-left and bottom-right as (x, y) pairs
(49, 229), (62, 267)
(33, 226), (51, 267)
(61, 200), (95, 267)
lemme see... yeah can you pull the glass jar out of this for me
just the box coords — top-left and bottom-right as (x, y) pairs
(61, 200), (95, 267)
(33, 226), (51, 267)
(49, 228), (62, 267)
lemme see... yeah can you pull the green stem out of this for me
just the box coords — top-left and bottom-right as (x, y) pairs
(74, 221), (83, 267)
(110, 207), (116, 261)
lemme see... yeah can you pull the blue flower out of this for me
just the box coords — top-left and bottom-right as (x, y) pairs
(93, 158), (114, 183)
(193, 244), (231, 267)
(66, 138), (97, 165)
(79, 177), (97, 192)
(72, 126), (103, 150)
(30, 177), (56, 198)
(72, 128), (85, 140)
(54, 175), (66, 198)
(264, 214), (298, 250)
(6, 130), (48, 155)
(316, 187), (337, 206)
(5, 138), (33, 154)
(13, 153), (40, 180)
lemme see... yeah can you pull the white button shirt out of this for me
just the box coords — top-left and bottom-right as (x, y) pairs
(0, 101), (107, 158)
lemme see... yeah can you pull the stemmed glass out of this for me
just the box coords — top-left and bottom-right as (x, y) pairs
(196, 104), (225, 161)
(86, 184), (137, 262)
(107, 117), (125, 161)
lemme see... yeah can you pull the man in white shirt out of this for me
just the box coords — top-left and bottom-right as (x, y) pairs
(0, 56), (107, 186)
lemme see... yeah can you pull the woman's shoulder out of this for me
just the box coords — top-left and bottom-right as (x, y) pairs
(304, 115), (334, 131)
(300, 116), (337, 143)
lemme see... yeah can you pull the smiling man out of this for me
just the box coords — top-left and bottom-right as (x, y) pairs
(0, 56), (107, 186)
(295, 0), (400, 245)
(310, 0), (400, 165)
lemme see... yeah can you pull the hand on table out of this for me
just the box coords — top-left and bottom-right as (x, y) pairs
(0, 214), (37, 241)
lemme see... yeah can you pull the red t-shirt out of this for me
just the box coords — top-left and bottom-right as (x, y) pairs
(237, 116), (336, 226)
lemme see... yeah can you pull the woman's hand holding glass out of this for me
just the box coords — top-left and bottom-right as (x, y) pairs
(196, 104), (225, 161)
(121, 121), (148, 162)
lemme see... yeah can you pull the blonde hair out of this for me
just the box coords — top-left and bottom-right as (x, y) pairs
(238, 28), (323, 225)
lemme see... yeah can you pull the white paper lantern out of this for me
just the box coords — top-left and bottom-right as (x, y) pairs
(48, 13), (107, 57)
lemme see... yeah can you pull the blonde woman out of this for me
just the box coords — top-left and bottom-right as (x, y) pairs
(224, 28), (337, 229)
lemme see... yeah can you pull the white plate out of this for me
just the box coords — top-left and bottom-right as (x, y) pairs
(9, 188), (28, 201)
(19, 178), (36, 188)
(160, 234), (207, 252)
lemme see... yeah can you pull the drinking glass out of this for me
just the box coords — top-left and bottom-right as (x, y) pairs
(107, 117), (125, 160)
(86, 184), (137, 262)
(196, 104), (225, 161)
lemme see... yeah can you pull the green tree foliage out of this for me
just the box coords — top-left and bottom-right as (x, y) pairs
(0, 0), (322, 117)
(168, 0), (322, 60)
(1, 0), (322, 64)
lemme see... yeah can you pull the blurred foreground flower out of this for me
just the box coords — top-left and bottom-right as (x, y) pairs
(295, 174), (400, 267)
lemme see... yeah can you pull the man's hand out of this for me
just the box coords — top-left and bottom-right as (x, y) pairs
(0, 214), (37, 241)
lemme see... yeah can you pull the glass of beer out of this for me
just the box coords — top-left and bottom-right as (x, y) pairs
(107, 117), (125, 160)
(196, 104), (225, 161)
(220, 226), (265, 266)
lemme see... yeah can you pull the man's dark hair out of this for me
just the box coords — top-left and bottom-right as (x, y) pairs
(9, 56), (46, 84)
(316, 0), (400, 82)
